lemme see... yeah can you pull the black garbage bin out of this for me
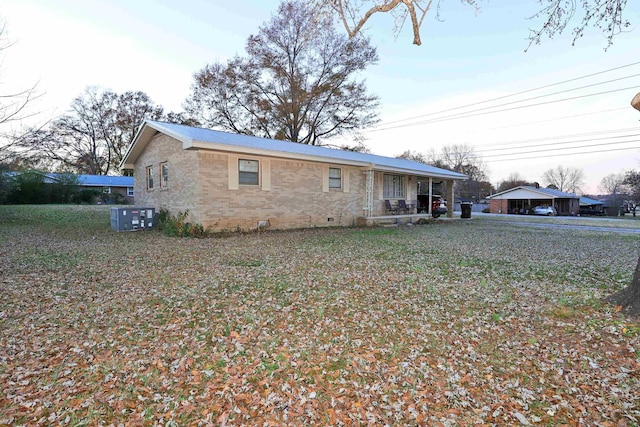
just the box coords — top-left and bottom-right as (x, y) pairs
(461, 202), (472, 219)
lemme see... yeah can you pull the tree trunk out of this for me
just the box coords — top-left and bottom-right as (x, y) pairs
(606, 256), (640, 318)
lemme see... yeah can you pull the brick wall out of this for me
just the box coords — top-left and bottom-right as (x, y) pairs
(133, 134), (201, 222)
(134, 134), (379, 231)
(197, 152), (367, 231)
(489, 199), (509, 214)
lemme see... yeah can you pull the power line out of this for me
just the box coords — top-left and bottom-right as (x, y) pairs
(474, 127), (640, 149)
(484, 143), (640, 163)
(425, 107), (630, 141)
(373, 73), (640, 132)
(370, 86), (639, 131)
(480, 136), (640, 158)
(378, 61), (640, 127)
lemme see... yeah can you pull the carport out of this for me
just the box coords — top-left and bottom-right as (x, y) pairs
(487, 186), (580, 216)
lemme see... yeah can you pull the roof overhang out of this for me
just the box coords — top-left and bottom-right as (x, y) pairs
(487, 186), (578, 200)
(121, 121), (467, 181)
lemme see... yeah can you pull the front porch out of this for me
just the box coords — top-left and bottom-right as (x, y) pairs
(360, 169), (458, 219)
(358, 212), (451, 227)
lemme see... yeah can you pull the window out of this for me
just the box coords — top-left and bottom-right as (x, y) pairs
(146, 166), (154, 190)
(383, 174), (405, 198)
(160, 162), (169, 188)
(127, 187), (134, 197)
(239, 159), (259, 185)
(102, 187), (111, 194)
(329, 167), (342, 189)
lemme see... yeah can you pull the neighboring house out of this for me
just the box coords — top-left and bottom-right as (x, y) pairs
(75, 174), (134, 204)
(3, 171), (134, 204)
(579, 196), (606, 216)
(487, 186), (580, 216)
(46, 173), (134, 204)
(120, 120), (467, 231)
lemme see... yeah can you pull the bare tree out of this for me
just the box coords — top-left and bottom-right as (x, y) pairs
(497, 172), (537, 193)
(316, 0), (632, 48)
(599, 172), (626, 195)
(542, 165), (584, 193)
(605, 91), (640, 317)
(428, 143), (492, 200)
(0, 19), (42, 163)
(21, 87), (163, 175)
(397, 149), (428, 163)
(185, 0), (379, 146)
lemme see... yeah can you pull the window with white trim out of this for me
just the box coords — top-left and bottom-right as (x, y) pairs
(160, 162), (169, 188)
(127, 187), (134, 197)
(102, 186), (111, 194)
(239, 159), (259, 185)
(329, 167), (342, 189)
(383, 174), (405, 198)
(146, 166), (154, 190)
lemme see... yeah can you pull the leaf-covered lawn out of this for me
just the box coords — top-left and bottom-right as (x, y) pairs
(1, 206), (639, 426)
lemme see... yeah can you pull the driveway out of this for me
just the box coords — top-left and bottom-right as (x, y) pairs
(468, 213), (640, 235)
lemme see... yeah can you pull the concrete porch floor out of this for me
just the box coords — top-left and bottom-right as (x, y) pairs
(360, 213), (454, 226)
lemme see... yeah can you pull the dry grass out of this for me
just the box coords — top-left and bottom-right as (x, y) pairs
(0, 205), (639, 426)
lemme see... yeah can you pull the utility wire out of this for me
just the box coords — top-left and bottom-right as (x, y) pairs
(434, 107), (629, 140)
(448, 127), (640, 151)
(370, 86), (639, 131)
(374, 61), (640, 127)
(480, 136), (640, 158)
(373, 73), (640, 132)
(484, 143), (640, 163)
(427, 107), (632, 143)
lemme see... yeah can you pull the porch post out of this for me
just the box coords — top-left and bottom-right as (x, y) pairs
(364, 169), (374, 217)
(428, 177), (433, 215)
(446, 179), (454, 218)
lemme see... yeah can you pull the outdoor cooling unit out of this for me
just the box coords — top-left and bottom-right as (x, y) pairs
(110, 207), (155, 231)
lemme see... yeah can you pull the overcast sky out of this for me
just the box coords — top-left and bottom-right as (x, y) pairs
(2, 0), (640, 194)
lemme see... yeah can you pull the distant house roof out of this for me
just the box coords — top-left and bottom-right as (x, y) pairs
(121, 120), (468, 180)
(3, 171), (133, 187)
(580, 196), (604, 206)
(487, 186), (579, 200)
(46, 173), (133, 187)
(76, 174), (133, 187)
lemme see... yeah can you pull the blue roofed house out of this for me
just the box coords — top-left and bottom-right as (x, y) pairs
(120, 120), (467, 231)
(487, 185), (580, 216)
(75, 174), (135, 204)
(3, 171), (134, 204)
(44, 173), (134, 204)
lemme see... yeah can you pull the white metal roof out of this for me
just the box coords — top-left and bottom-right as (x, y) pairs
(121, 120), (468, 180)
(487, 186), (579, 200)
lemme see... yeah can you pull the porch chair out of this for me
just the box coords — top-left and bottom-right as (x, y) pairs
(397, 199), (409, 214)
(385, 200), (399, 215)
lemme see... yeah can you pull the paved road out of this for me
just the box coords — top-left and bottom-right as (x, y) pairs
(470, 213), (640, 235)
(496, 221), (640, 235)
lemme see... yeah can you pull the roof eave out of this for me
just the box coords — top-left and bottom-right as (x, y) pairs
(189, 141), (467, 180)
(120, 120), (195, 169)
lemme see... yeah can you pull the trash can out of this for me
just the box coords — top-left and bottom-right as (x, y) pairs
(461, 202), (472, 219)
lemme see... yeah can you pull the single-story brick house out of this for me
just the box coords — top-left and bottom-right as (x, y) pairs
(487, 186), (580, 216)
(72, 174), (134, 204)
(44, 173), (134, 204)
(120, 120), (467, 231)
(4, 171), (134, 204)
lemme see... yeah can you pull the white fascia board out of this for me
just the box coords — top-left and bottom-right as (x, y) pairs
(372, 165), (467, 181)
(190, 141), (467, 180)
(190, 141), (372, 168)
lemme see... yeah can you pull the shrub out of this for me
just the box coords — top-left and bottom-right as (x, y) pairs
(74, 189), (101, 204)
(157, 209), (210, 238)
